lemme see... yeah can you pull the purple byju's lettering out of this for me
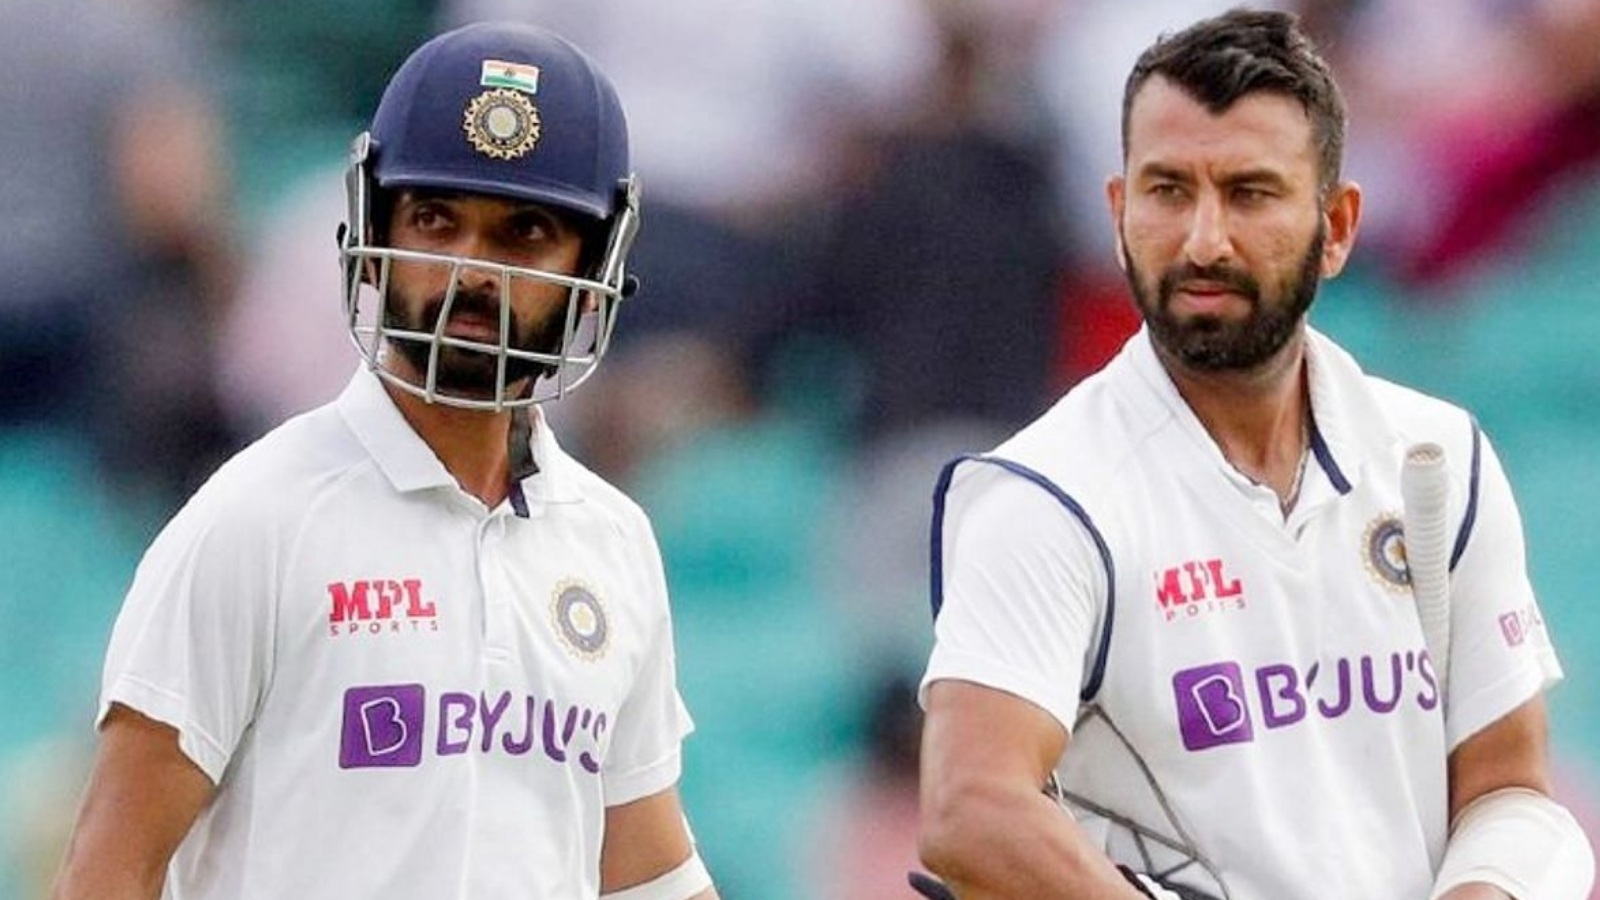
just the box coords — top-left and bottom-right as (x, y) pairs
(1256, 664), (1306, 728)
(1498, 604), (1543, 648)
(340, 684), (607, 773)
(1173, 647), (1441, 751)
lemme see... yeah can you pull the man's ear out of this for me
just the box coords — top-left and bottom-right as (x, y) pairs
(1320, 180), (1362, 279)
(1107, 175), (1129, 273)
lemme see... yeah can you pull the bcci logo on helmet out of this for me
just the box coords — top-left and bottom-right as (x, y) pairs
(464, 88), (542, 160)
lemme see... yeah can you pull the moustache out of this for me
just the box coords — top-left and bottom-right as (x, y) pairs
(1158, 263), (1260, 305)
(422, 288), (502, 328)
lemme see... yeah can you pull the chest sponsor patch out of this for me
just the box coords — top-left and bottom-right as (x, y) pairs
(1172, 647), (1440, 752)
(339, 683), (607, 773)
(1154, 558), (1247, 622)
(327, 578), (440, 636)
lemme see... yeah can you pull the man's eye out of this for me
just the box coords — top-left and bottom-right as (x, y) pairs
(510, 217), (553, 244)
(411, 207), (450, 230)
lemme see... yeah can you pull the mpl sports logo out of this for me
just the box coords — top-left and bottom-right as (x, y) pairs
(339, 684), (607, 772)
(1155, 558), (1247, 622)
(327, 579), (438, 637)
(1172, 648), (1440, 751)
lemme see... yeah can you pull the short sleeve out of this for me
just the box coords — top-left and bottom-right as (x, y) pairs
(919, 463), (1107, 735)
(98, 497), (277, 784)
(602, 527), (694, 806)
(1443, 431), (1563, 749)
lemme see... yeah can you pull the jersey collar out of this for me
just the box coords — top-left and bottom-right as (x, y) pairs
(520, 404), (582, 505)
(1301, 325), (1391, 492)
(1124, 324), (1380, 496)
(336, 366), (582, 505)
(338, 365), (456, 493)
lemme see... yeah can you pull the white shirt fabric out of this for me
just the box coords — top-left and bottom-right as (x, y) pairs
(922, 326), (1563, 900)
(100, 366), (693, 900)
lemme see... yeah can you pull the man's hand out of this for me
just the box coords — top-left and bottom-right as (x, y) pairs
(908, 865), (1220, 900)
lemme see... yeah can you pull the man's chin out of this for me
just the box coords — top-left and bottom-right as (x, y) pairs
(1152, 320), (1254, 370)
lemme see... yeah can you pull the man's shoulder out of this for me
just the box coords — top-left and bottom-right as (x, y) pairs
(988, 360), (1166, 489)
(1349, 372), (1480, 476)
(1313, 328), (1476, 447)
(1362, 374), (1472, 431)
(166, 401), (370, 536)
(551, 452), (655, 539)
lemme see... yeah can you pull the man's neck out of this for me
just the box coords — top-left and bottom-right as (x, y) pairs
(1158, 330), (1311, 504)
(382, 378), (517, 509)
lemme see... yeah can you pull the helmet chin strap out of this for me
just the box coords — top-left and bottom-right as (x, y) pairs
(508, 406), (538, 480)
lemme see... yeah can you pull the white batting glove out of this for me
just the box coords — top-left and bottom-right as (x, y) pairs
(1118, 865), (1213, 900)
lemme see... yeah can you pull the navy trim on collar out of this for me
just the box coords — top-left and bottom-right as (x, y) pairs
(509, 481), (531, 519)
(1308, 416), (1352, 495)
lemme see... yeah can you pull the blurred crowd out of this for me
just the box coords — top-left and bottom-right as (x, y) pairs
(3, 0), (1599, 898)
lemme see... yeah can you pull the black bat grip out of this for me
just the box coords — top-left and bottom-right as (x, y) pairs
(907, 870), (960, 900)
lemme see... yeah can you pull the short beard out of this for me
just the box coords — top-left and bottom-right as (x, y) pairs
(1124, 225), (1325, 372)
(383, 287), (567, 399)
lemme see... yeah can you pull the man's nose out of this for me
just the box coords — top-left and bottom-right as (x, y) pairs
(449, 233), (506, 294)
(1182, 191), (1236, 268)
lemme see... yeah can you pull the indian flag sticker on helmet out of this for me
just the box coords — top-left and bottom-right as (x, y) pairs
(480, 59), (541, 94)
(463, 88), (541, 160)
(551, 580), (609, 660)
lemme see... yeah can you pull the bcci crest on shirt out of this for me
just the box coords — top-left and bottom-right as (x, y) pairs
(551, 580), (609, 660)
(1363, 513), (1412, 592)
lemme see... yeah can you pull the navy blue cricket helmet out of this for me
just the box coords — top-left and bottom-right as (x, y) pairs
(340, 21), (641, 409)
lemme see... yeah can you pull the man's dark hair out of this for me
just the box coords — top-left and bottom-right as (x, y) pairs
(1121, 8), (1346, 193)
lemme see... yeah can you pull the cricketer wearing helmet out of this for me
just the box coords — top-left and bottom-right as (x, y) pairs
(52, 23), (718, 900)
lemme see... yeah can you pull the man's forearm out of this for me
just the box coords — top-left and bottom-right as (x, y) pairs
(50, 847), (166, 900)
(921, 780), (1148, 900)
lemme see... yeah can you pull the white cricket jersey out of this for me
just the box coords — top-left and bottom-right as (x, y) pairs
(922, 326), (1563, 900)
(100, 367), (694, 900)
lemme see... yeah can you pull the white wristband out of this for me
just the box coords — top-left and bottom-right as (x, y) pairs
(1430, 787), (1595, 900)
(600, 852), (713, 900)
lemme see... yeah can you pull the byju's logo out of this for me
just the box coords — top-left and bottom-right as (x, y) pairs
(1173, 663), (1254, 751)
(1499, 603), (1544, 648)
(1172, 650), (1440, 752)
(337, 684), (608, 773)
(340, 684), (426, 768)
